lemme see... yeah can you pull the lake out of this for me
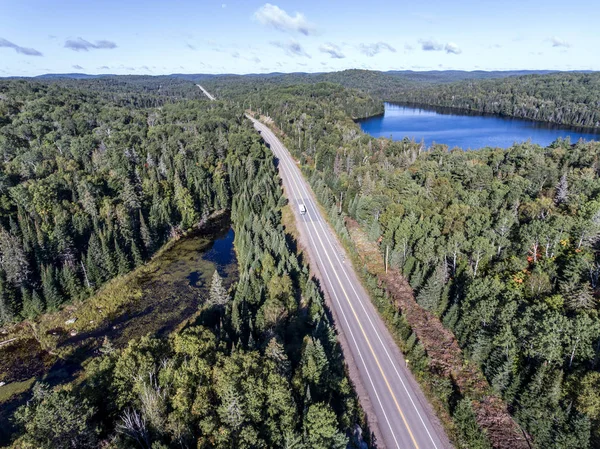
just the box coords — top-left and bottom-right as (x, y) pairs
(358, 103), (600, 149)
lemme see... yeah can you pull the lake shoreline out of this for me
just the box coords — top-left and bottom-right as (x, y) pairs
(358, 102), (600, 149)
(384, 101), (600, 133)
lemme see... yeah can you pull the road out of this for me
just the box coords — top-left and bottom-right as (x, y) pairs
(196, 84), (216, 101)
(248, 115), (451, 449)
(195, 84), (450, 448)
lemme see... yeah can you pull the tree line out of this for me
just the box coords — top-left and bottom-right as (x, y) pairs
(230, 82), (600, 448)
(386, 72), (600, 129)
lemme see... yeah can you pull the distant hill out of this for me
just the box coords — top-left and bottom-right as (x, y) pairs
(197, 69), (600, 101)
(5, 69), (588, 85)
(34, 73), (115, 79)
(383, 69), (560, 82)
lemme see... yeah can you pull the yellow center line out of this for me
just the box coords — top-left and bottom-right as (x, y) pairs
(261, 122), (420, 449)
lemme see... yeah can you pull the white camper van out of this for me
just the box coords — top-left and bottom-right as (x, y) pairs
(299, 204), (307, 215)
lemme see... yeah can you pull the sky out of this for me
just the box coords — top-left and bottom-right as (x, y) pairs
(1, 0), (598, 76)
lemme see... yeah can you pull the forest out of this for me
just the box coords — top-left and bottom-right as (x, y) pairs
(385, 72), (600, 129)
(0, 78), (233, 325)
(229, 82), (600, 448)
(3, 72), (600, 448)
(199, 69), (556, 105)
(203, 70), (600, 130)
(0, 79), (367, 448)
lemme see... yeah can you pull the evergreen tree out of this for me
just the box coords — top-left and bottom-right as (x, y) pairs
(14, 383), (97, 449)
(114, 238), (131, 276)
(42, 265), (63, 311)
(20, 287), (43, 319)
(416, 263), (447, 313)
(59, 264), (82, 302)
(0, 273), (17, 324)
(139, 211), (153, 252)
(303, 403), (347, 449)
(208, 270), (230, 308)
(452, 398), (492, 449)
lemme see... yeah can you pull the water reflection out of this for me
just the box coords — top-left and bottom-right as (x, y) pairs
(359, 103), (600, 149)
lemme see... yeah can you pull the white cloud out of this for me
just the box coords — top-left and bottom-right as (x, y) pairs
(358, 42), (396, 57)
(319, 42), (345, 59)
(254, 4), (315, 35)
(230, 50), (261, 64)
(65, 37), (117, 51)
(419, 39), (443, 51)
(270, 40), (311, 58)
(445, 42), (462, 54)
(550, 36), (570, 48)
(0, 38), (43, 56)
(419, 39), (462, 54)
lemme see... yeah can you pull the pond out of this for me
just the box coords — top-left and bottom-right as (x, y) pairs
(0, 214), (237, 444)
(358, 103), (600, 149)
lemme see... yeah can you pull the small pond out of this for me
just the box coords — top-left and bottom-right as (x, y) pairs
(0, 214), (237, 444)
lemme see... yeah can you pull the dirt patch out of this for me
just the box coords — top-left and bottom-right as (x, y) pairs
(345, 217), (531, 449)
(0, 337), (53, 384)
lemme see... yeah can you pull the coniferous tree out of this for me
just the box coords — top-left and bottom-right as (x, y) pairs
(20, 287), (43, 319)
(208, 270), (229, 308)
(41, 265), (63, 311)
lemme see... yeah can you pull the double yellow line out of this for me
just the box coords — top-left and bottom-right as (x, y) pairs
(262, 122), (420, 449)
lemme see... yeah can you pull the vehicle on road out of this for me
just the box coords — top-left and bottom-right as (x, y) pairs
(299, 204), (307, 215)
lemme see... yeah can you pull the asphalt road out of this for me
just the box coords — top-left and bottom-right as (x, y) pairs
(196, 84), (216, 101)
(248, 115), (452, 449)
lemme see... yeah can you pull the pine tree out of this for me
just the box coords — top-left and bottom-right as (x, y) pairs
(113, 238), (131, 276)
(121, 178), (140, 211)
(138, 211), (153, 252)
(174, 173), (198, 229)
(20, 287), (43, 319)
(130, 241), (143, 267)
(42, 265), (63, 311)
(0, 273), (17, 324)
(566, 283), (596, 311)
(208, 271), (230, 308)
(0, 228), (29, 286)
(555, 172), (569, 204)
(265, 337), (291, 377)
(86, 233), (106, 284)
(303, 403), (347, 449)
(452, 398), (492, 449)
(99, 232), (117, 278)
(99, 336), (115, 355)
(416, 264), (447, 313)
(59, 264), (82, 302)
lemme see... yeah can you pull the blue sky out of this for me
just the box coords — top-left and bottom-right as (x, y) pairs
(0, 0), (597, 76)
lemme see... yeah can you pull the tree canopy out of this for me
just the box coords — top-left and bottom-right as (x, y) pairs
(233, 82), (600, 448)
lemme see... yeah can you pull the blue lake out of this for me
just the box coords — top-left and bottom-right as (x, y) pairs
(358, 103), (600, 149)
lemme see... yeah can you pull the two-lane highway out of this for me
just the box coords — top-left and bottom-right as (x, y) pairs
(248, 115), (451, 449)
(196, 84), (216, 101)
(196, 85), (450, 448)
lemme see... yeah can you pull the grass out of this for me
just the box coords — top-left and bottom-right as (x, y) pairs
(0, 378), (35, 403)
(281, 203), (301, 244)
